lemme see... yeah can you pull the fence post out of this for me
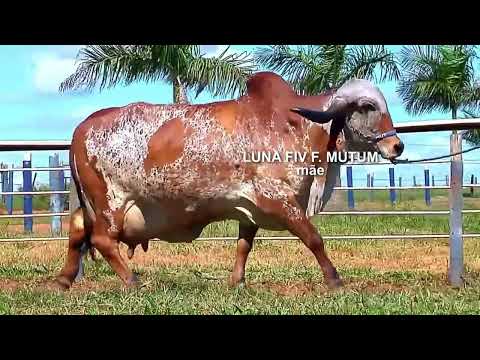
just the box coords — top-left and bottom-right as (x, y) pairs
(7, 167), (13, 215)
(23, 152), (33, 233)
(449, 130), (464, 288)
(470, 174), (475, 196)
(367, 173), (373, 201)
(432, 175), (435, 187)
(346, 166), (354, 209)
(398, 176), (402, 202)
(1, 163), (6, 204)
(370, 173), (374, 202)
(389, 167), (396, 204)
(446, 175), (449, 187)
(424, 168), (431, 206)
(413, 175), (417, 187)
(49, 154), (64, 235)
(59, 164), (65, 212)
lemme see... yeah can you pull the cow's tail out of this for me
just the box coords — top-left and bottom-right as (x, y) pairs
(69, 151), (96, 261)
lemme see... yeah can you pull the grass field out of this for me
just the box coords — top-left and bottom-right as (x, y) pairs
(1, 238), (480, 314)
(0, 189), (480, 315)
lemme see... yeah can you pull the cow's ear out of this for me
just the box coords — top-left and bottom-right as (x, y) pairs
(290, 107), (334, 124)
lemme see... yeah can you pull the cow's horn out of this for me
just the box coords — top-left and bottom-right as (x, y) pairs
(290, 107), (335, 124)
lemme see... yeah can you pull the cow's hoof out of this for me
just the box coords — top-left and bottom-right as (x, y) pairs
(126, 273), (140, 289)
(46, 277), (71, 292)
(229, 276), (246, 289)
(326, 277), (344, 289)
(235, 281), (246, 289)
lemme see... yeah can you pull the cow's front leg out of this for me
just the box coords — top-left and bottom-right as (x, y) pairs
(230, 223), (258, 287)
(257, 194), (342, 289)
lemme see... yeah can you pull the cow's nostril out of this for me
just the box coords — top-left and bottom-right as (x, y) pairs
(394, 142), (404, 155)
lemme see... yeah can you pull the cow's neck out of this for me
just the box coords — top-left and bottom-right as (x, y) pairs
(300, 96), (344, 217)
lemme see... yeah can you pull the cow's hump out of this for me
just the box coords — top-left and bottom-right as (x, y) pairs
(246, 72), (296, 101)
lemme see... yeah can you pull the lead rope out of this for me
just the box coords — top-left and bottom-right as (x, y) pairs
(390, 145), (480, 164)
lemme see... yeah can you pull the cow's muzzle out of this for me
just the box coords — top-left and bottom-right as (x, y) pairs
(377, 135), (404, 161)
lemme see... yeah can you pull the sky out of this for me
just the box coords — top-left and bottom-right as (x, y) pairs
(0, 45), (478, 188)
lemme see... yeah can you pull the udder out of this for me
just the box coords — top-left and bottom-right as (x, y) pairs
(122, 200), (205, 243)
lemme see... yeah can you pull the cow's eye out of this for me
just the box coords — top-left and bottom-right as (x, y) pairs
(362, 103), (376, 112)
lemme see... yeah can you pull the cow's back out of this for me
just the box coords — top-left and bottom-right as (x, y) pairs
(73, 101), (262, 208)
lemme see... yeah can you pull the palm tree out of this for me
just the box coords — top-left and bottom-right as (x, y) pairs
(253, 45), (400, 95)
(397, 45), (480, 121)
(59, 45), (256, 103)
(461, 109), (480, 145)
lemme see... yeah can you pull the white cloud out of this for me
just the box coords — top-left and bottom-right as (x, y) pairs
(32, 53), (78, 94)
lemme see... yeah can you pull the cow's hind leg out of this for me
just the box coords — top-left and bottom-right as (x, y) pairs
(257, 195), (342, 289)
(90, 213), (138, 288)
(230, 224), (258, 287)
(55, 208), (91, 290)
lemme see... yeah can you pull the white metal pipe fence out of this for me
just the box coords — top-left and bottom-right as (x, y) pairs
(1, 118), (480, 287)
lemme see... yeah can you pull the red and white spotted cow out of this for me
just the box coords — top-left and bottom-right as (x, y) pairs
(55, 72), (404, 290)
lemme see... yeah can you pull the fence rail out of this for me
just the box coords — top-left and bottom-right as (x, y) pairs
(3, 185), (480, 195)
(0, 167), (70, 172)
(2, 185), (480, 195)
(0, 212), (69, 219)
(2, 233), (480, 243)
(3, 209), (480, 219)
(0, 141), (71, 151)
(0, 191), (69, 195)
(2, 117), (480, 287)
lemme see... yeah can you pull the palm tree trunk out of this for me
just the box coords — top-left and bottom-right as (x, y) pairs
(451, 106), (462, 144)
(173, 77), (189, 104)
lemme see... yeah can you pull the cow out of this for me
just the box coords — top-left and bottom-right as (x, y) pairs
(54, 71), (404, 290)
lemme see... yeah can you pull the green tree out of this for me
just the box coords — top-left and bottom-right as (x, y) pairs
(60, 45), (255, 103)
(397, 45), (480, 119)
(461, 109), (480, 145)
(253, 45), (400, 95)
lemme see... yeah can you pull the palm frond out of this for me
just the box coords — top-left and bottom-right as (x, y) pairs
(59, 45), (199, 93)
(341, 45), (400, 84)
(397, 45), (479, 117)
(253, 45), (399, 95)
(185, 49), (256, 98)
(463, 109), (479, 118)
(461, 109), (480, 145)
(462, 82), (480, 113)
(398, 45), (453, 115)
(300, 45), (347, 92)
(397, 77), (455, 115)
(253, 45), (324, 94)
